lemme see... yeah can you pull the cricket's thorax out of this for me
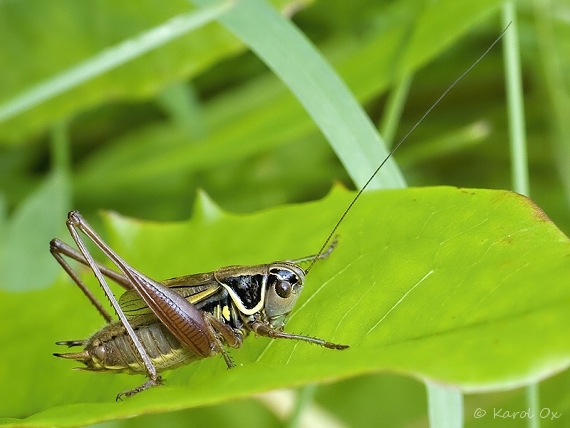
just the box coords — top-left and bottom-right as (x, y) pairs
(216, 262), (305, 323)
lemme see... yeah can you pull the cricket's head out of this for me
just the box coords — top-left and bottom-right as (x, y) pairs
(263, 262), (306, 329)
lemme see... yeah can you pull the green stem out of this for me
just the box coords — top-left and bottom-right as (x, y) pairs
(426, 382), (463, 428)
(157, 82), (206, 140)
(532, 0), (570, 200)
(286, 384), (318, 428)
(502, 2), (529, 197)
(503, 4), (538, 425)
(379, 73), (413, 148)
(525, 383), (540, 428)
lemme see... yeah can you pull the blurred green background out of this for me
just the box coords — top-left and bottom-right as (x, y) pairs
(1, 0), (569, 426)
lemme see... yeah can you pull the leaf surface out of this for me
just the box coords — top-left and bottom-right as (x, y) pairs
(1, 186), (569, 426)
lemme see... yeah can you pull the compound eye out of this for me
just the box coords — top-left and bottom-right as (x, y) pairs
(275, 281), (292, 298)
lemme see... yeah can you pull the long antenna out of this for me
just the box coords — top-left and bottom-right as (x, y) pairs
(305, 24), (511, 275)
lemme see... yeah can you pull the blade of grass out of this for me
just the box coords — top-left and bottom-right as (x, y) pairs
(503, 3), (537, 427)
(502, 2), (529, 197)
(187, 0), (406, 190)
(256, 388), (346, 428)
(379, 73), (413, 148)
(157, 82), (207, 140)
(531, 0), (570, 202)
(0, 1), (234, 123)
(396, 121), (490, 166)
(427, 382), (464, 428)
(525, 383), (540, 428)
(72, 1), (507, 199)
(286, 384), (318, 428)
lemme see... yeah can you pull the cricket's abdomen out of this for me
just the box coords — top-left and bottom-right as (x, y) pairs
(55, 321), (198, 374)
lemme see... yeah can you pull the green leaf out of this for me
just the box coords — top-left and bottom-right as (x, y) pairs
(0, 2), (235, 125)
(0, 0), (292, 142)
(0, 171), (70, 291)
(1, 186), (569, 426)
(73, 0), (505, 199)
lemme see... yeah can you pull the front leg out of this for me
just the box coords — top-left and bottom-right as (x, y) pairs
(203, 312), (244, 369)
(250, 320), (348, 350)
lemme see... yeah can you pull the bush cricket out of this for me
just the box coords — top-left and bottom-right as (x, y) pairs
(52, 28), (507, 400)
